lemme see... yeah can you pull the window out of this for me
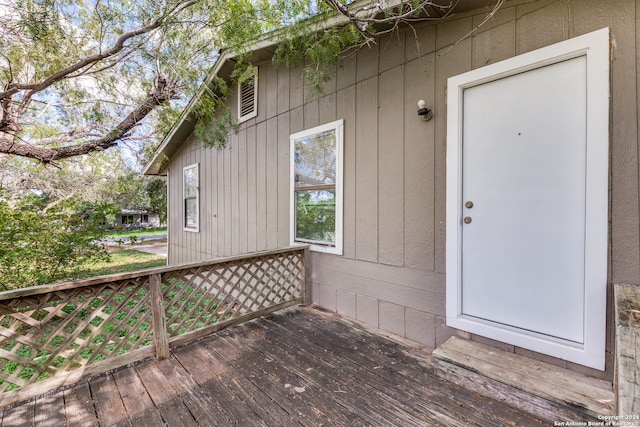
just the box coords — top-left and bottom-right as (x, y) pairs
(238, 67), (258, 123)
(290, 120), (343, 254)
(183, 163), (199, 232)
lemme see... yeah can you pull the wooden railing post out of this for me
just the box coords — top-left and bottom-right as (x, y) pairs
(302, 248), (312, 306)
(150, 273), (170, 360)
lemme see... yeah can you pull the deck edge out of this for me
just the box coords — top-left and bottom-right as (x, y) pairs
(433, 336), (614, 420)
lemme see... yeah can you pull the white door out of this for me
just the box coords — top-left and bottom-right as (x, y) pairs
(446, 28), (609, 370)
(461, 56), (587, 343)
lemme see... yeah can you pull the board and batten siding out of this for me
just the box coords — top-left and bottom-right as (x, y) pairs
(166, 0), (640, 379)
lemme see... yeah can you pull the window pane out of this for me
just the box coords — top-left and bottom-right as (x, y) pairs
(185, 199), (198, 228)
(296, 189), (336, 244)
(294, 130), (336, 188)
(184, 167), (198, 197)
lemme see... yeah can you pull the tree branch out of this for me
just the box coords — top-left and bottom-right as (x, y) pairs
(324, 0), (457, 40)
(31, 129), (103, 146)
(0, 0), (198, 100)
(42, 190), (77, 214)
(0, 76), (178, 162)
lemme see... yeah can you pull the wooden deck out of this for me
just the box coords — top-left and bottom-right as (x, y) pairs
(1, 307), (554, 426)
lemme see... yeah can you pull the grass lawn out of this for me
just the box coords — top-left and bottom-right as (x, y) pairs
(74, 248), (166, 280)
(104, 227), (167, 239)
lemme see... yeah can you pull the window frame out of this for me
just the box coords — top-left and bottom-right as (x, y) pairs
(290, 119), (344, 255)
(237, 67), (258, 123)
(183, 163), (199, 233)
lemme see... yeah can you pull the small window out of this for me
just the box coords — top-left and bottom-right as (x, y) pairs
(290, 119), (343, 255)
(238, 67), (258, 123)
(183, 163), (199, 232)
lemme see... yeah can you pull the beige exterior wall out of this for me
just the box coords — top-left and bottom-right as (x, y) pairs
(166, 0), (640, 380)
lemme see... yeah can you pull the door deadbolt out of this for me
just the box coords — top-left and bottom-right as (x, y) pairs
(465, 201), (474, 209)
(463, 216), (472, 224)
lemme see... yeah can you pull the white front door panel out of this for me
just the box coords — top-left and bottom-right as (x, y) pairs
(446, 28), (610, 370)
(461, 57), (587, 343)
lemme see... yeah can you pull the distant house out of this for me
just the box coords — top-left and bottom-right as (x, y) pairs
(144, 0), (634, 393)
(115, 209), (160, 228)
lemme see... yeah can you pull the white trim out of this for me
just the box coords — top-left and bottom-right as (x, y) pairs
(238, 68), (258, 123)
(166, 167), (172, 263)
(446, 28), (610, 370)
(290, 119), (344, 255)
(183, 163), (200, 233)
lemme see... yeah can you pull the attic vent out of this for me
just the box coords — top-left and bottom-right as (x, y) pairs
(238, 68), (258, 122)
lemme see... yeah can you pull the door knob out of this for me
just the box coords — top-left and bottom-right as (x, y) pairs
(465, 201), (474, 209)
(463, 217), (472, 224)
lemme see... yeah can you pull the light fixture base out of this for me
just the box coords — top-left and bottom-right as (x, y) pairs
(418, 108), (433, 121)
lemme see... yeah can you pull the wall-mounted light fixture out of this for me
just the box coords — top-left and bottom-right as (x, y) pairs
(417, 100), (433, 121)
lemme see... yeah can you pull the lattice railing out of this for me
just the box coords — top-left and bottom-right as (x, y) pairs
(0, 246), (306, 407)
(162, 251), (303, 339)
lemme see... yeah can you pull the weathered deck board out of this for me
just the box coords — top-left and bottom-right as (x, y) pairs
(153, 356), (234, 425)
(262, 310), (546, 427)
(134, 361), (197, 427)
(615, 283), (640, 414)
(210, 330), (377, 426)
(182, 343), (302, 426)
(174, 345), (270, 426)
(208, 336), (344, 426)
(63, 382), (99, 426)
(112, 365), (164, 427)
(241, 316), (460, 426)
(1, 307), (559, 426)
(91, 375), (133, 427)
(1, 399), (33, 427)
(33, 393), (66, 426)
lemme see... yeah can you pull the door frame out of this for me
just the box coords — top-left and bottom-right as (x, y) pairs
(445, 28), (610, 370)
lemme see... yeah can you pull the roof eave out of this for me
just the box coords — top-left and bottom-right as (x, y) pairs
(143, 0), (498, 175)
(143, 35), (285, 176)
(143, 51), (227, 175)
(142, 1), (370, 176)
